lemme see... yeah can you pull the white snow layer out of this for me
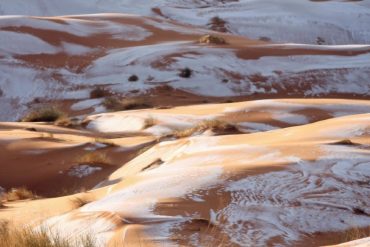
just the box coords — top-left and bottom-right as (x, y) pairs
(1, 0), (370, 44)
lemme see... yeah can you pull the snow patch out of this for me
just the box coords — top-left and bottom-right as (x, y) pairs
(68, 165), (102, 178)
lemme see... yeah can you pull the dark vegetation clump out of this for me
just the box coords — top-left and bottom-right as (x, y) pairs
(103, 97), (151, 111)
(128, 75), (139, 82)
(316, 36), (325, 45)
(179, 67), (192, 78)
(21, 106), (65, 122)
(90, 87), (109, 98)
(207, 16), (228, 32)
(259, 36), (271, 42)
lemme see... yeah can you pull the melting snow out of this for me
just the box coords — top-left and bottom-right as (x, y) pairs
(68, 165), (102, 178)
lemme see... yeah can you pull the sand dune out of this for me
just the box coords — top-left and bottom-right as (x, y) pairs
(0, 1), (369, 246)
(1, 99), (369, 246)
(0, 13), (370, 121)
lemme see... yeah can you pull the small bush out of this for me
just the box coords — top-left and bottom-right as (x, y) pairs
(55, 117), (79, 128)
(21, 106), (65, 122)
(120, 98), (150, 110)
(199, 34), (226, 45)
(102, 97), (122, 111)
(259, 36), (271, 42)
(5, 187), (38, 201)
(103, 97), (150, 111)
(77, 152), (112, 165)
(128, 75), (139, 82)
(179, 68), (192, 78)
(172, 119), (237, 138)
(316, 36), (325, 45)
(207, 16), (228, 32)
(90, 87), (109, 99)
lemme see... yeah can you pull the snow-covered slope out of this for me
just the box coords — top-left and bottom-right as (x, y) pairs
(85, 99), (370, 136)
(39, 110), (370, 246)
(1, 0), (370, 44)
(1, 99), (369, 246)
(0, 14), (369, 121)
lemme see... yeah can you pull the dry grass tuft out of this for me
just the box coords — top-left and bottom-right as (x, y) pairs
(70, 196), (94, 209)
(21, 106), (66, 122)
(199, 34), (227, 45)
(77, 152), (112, 165)
(342, 226), (370, 243)
(55, 117), (80, 128)
(143, 117), (155, 129)
(172, 119), (237, 138)
(0, 221), (96, 247)
(5, 187), (38, 202)
(103, 97), (150, 111)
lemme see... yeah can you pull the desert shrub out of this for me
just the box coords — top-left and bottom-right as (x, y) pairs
(259, 36), (271, 42)
(77, 152), (112, 165)
(103, 97), (150, 111)
(316, 36), (325, 45)
(179, 67), (192, 78)
(55, 117), (81, 128)
(128, 75), (139, 82)
(207, 16), (228, 32)
(21, 106), (65, 122)
(5, 187), (38, 201)
(120, 98), (150, 110)
(102, 97), (121, 111)
(90, 87), (109, 99)
(172, 119), (237, 138)
(199, 34), (226, 45)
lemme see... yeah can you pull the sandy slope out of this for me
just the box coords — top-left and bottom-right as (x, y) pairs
(1, 99), (369, 247)
(0, 122), (155, 196)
